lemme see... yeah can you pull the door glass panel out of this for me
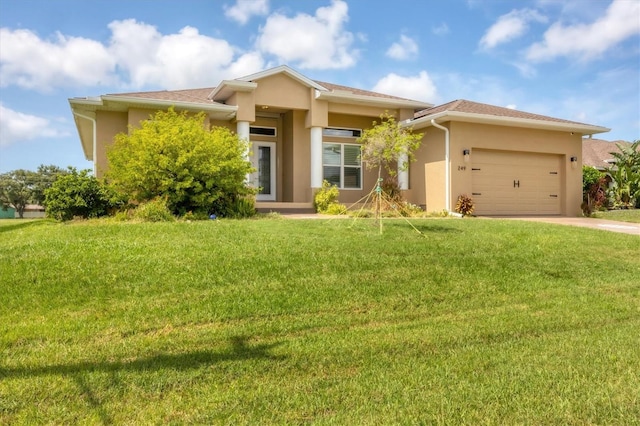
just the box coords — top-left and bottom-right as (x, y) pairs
(258, 146), (271, 194)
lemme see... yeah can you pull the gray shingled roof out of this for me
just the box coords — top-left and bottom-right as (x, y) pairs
(313, 80), (416, 101)
(415, 99), (592, 126)
(582, 138), (631, 169)
(106, 80), (417, 105)
(107, 87), (217, 104)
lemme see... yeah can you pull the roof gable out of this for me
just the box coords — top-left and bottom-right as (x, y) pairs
(237, 65), (327, 91)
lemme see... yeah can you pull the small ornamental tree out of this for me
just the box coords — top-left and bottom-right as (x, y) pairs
(358, 112), (423, 181)
(106, 108), (254, 216)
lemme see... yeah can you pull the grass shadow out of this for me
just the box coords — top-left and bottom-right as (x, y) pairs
(1, 336), (284, 424)
(0, 219), (53, 234)
(1, 336), (284, 379)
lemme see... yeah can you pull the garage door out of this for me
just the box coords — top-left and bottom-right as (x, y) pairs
(471, 150), (562, 215)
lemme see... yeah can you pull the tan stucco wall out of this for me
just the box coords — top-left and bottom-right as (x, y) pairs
(94, 110), (127, 177)
(291, 110), (311, 202)
(254, 74), (311, 110)
(409, 121), (583, 215)
(229, 91), (256, 122)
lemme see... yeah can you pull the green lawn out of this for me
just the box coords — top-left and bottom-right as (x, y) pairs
(1, 218), (639, 425)
(592, 208), (640, 223)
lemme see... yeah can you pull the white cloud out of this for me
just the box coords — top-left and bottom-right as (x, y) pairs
(224, 0), (269, 25)
(479, 9), (548, 49)
(505, 104), (517, 110)
(526, 0), (640, 62)
(107, 20), (265, 89)
(255, 0), (357, 69)
(0, 28), (116, 91)
(0, 104), (65, 147)
(372, 71), (438, 103)
(432, 23), (450, 36)
(0, 20), (266, 92)
(386, 35), (419, 61)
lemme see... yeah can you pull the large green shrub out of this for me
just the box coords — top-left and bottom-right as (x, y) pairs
(44, 168), (112, 221)
(106, 108), (254, 216)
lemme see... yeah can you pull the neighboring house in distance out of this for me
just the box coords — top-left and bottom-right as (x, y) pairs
(582, 138), (632, 171)
(0, 205), (16, 219)
(21, 204), (46, 219)
(0, 204), (46, 219)
(69, 65), (609, 216)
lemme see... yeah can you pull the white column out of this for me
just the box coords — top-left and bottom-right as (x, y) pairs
(310, 126), (323, 188)
(397, 152), (409, 190)
(237, 121), (251, 183)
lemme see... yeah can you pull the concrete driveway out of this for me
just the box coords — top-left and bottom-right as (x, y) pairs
(494, 216), (640, 236)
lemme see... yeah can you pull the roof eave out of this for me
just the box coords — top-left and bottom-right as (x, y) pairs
(208, 80), (258, 102)
(100, 95), (238, 119)
(315, 90), (432, 110)
(406, 111), (610, 135)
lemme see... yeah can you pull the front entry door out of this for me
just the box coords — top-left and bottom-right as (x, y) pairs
(252, 142), (276, 201)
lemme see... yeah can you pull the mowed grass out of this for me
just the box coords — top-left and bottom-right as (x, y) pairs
(593, 208), (640, 223)
(1, 218), (639, 425)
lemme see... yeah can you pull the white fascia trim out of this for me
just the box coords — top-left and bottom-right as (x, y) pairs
(100, 95), (238, 118)
(238, 65), (328, 91)
(208, 80), (258, 101)
(315, 90), (433, 110)
(69, 97), (104, 108)
(405, 111), (610, 135)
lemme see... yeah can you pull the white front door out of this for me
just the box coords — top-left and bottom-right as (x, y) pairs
(251, 141), (276, 201)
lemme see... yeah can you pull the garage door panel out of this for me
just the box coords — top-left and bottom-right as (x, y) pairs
(471, 150), (562, 215)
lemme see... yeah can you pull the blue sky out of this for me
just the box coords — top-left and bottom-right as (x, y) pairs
(1, 0), (639, 173)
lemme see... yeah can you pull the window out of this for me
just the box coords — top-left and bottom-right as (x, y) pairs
(250, 126), (277, 137)
(323, 143), (362, 189)
(322, 127), (362, 138)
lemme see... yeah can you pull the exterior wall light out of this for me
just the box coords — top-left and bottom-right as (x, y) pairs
(570, 156), (578, 169)
(463, 149), (470, 163)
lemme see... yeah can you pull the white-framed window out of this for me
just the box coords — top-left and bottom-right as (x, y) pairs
(322, 143), (362, 189)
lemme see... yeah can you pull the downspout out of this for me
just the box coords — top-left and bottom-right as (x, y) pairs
(73, 112), (97, 175)
(431, 119), (450, 213)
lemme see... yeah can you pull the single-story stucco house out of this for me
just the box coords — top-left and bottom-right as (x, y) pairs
(69, 65), (609, 216)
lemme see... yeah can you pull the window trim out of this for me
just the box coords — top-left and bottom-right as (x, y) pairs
(322, 142), (363, 190)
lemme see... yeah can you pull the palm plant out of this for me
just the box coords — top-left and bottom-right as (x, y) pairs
(606, 140), (640, 208)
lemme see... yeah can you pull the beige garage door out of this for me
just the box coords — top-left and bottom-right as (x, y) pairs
(471, 150), (562, 215)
